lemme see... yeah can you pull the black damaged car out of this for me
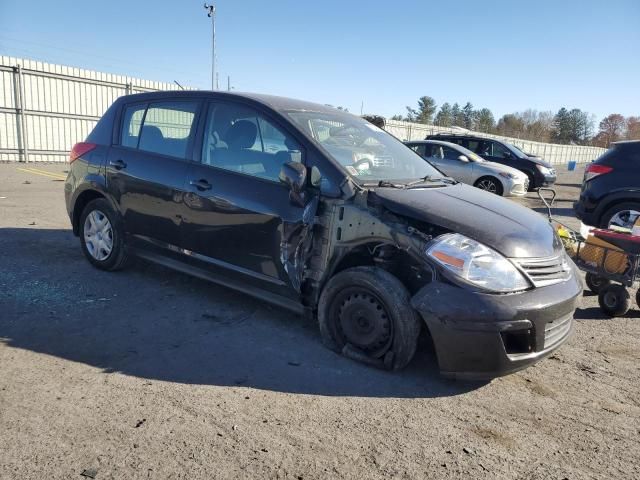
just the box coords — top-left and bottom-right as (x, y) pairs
(65, 91), (582, 379)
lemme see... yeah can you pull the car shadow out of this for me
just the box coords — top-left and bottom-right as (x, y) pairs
(0, 227), (485, 399)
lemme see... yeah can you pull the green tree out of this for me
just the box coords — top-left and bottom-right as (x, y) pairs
(551, 108), (572, 143)
(390, 114), (404, 121)
(462, 102), (475, 130)
(406, 96), (437, 124)
(451, 103), (464, 127)
(434, 102), (453, 127)
(475, 108), (496, 133)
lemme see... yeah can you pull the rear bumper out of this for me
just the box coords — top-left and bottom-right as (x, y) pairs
(410, 267), (582, 379)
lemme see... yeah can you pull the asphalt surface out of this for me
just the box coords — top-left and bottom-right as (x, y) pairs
(1, 163), (639, 479)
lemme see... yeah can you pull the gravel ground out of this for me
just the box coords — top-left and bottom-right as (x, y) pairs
(1, 163), (639, 480)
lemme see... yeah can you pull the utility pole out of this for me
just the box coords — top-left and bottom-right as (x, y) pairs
(204, 3), (216, 90)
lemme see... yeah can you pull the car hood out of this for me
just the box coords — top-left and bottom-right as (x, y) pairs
(523, 155), (552, 168)
(372, 183), (561, 258)
(477, 161), (527, 179)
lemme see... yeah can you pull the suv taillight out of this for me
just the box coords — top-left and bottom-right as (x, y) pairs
(69, 142), (97, 163)
(584, 164), (613, 182)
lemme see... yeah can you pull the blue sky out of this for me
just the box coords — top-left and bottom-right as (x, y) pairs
(1, 0), (638, 122)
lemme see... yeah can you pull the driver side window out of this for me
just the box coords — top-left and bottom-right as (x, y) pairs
(482, 141), (510, 158)
(201, 102), (302, 182)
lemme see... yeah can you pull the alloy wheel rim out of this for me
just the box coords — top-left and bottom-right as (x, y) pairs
(608, 210), (640, 230)
(478, 179), (497, 193)
(84, 210), (113, 261)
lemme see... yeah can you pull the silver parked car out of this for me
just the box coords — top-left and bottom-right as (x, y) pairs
(404, 140), (528, 197)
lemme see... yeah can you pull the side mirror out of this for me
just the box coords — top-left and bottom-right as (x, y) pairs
(310, 166), (322, 188)
(503, 151), (512, 159)
(279, 161), (307, 207)
(458, 155), (469, 163)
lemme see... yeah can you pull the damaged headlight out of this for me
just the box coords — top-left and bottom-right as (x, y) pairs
(426, 233), (530, 293)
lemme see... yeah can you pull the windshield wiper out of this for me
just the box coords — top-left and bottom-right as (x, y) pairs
(362, 180), (406, 188)
(404, 175), (458, 188)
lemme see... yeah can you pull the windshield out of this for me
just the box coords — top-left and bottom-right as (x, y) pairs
(505, 142), (528, 159)
(286, 110), (443, 183)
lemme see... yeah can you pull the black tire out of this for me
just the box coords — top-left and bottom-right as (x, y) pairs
(599, 202), (640, 229)
(318, 266), (421, 371)
(636, 288), (640, 310)
(474, 176), (504, 196)
(585, 272), (611, 294)
(598, 284), (631, 318)
(79, 198), (129, 271)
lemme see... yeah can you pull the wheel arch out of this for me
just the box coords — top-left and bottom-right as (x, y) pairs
(595, 193), (640, 226)
(72, 189), (109, 236)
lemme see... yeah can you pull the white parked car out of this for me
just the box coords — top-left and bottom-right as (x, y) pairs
(404, 140), (529, 197)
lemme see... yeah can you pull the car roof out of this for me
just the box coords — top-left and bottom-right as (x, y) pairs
(117, 90), (340, 115)
(405, 139), (464, 148)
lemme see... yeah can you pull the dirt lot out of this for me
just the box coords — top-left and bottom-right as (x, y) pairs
(1, 163), (639, 480)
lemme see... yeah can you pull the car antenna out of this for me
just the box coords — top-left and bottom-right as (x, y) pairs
(173, 80), (185, 90)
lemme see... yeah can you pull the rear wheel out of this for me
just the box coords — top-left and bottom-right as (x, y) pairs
(79, 198), (129, 271)
(318, 266), (421, 371)
(598, 284), (631, 317)
(636, 289), (640, 310)
(585, 272), (611, 294)
(599, 202), (640, 230)
(474, 176), (504, 196)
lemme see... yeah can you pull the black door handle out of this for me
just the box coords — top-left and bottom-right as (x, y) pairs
(109, 159), (127, 170)
(189, 179), (212, 191)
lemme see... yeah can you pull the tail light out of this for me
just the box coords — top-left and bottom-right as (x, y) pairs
(69, 142), (97, 163)
(584, 164), (613, 182)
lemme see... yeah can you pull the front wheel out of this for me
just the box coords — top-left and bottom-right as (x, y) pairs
(79, 198), (129, 271)
(474, 176), (504, 196)
(598, 284), (631, 317)
(318, 266), (421, 371)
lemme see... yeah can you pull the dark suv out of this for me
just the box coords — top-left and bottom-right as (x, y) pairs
(574, 140), (640, 228)
(426, 134), (557, 190)
(65, 91), (581, 379)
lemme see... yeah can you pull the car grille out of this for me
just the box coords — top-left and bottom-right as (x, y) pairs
(513, 254), (571, 288)
(544, 313), (572, 349)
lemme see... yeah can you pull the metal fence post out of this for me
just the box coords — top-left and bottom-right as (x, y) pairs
(12, 65), (29, 163)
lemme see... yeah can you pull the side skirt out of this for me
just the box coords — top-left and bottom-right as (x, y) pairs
(129, 246), (306, 315)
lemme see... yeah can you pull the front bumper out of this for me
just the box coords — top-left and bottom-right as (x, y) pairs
(542, 172), (557, 187)
(410, 267), (582, 379)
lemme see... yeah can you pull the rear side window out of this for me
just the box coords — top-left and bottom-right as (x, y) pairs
(119, 100), (199, 159)
(464, 139), (482, 153)
(139, 102), (198, 158)
(121, 104), (145, 148)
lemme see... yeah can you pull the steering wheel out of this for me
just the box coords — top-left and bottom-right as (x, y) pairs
(353, 158), (373, 171)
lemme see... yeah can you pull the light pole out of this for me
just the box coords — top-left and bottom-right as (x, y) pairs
(204, 3), (216, 90)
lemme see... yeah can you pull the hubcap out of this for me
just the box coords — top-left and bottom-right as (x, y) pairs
(337, 291), (391, 355)
(608, 210), (640, 230)
(84, 210), (113, 261)
(478, 179), (497, 193)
